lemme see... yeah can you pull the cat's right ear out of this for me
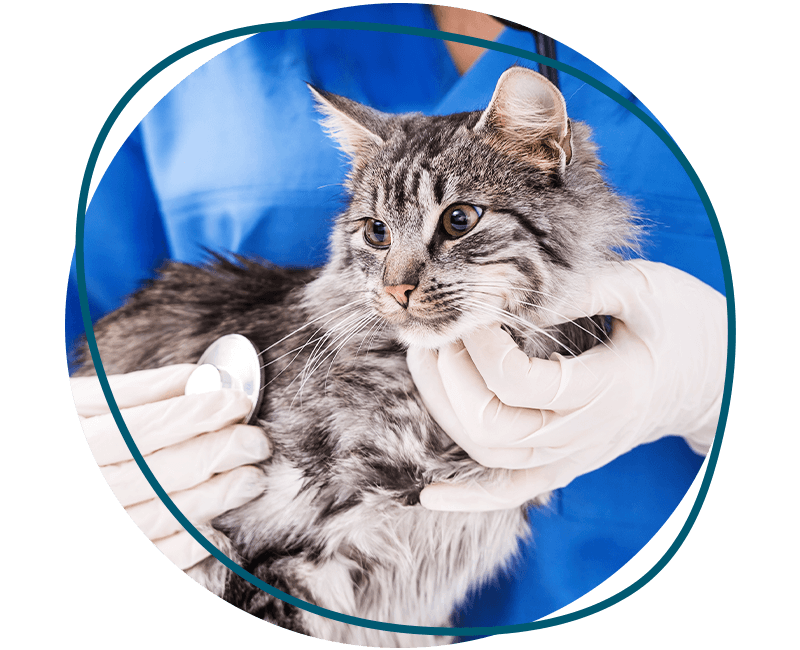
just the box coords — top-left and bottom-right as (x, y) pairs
(307, 84), (389, 160)
(474, 67), (573, 175)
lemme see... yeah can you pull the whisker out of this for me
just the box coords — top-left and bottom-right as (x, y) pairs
(297, 320), (370, 402)
(260, 332), (327, 370)
(313, 313), (375, 377)
(461, 298), (600, 382)
(461, 297), (580, 359)
(260, 301), (374, 397)
(354, 315), (383, 361)
(466, 287), (611, 351)
(460, 281), (627, 366)
(324, 314), (377, 390)
(262, 330), (329, 390)
(463, 281), (601, 324)
(366, 320), (389, 355)
(282, 304), (374, 394)
(278, 305), (373, 408)
(514, 300), (630, 368)
(295, 311), (374, 403)
(257, 298), (370, 357)
(301, 307), (371, 373)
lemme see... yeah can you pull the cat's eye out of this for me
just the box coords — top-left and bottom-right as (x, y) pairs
(442, 204), (483, 238)
(364, 218), (392, 248)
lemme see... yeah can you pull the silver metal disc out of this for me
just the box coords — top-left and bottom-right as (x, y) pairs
(185, 334), (265, 424)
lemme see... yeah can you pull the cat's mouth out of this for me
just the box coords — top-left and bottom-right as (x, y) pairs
(374, 291), (512, 350)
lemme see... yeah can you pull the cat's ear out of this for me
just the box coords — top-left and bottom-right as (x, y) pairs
(308, 84), (389, 160)
(474, 67), (573, 174)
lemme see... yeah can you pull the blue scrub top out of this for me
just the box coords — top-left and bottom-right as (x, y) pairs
(66, 2), (723, 633)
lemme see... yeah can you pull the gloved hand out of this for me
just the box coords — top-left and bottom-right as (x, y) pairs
(71, 364), (271, 568)
(408, 260), (727, 512)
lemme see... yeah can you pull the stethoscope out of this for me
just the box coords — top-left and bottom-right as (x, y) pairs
(184, 334), (265, 425)
(183, 26), (559, 426)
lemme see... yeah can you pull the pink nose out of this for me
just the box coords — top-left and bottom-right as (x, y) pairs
(385, 284), (416, 307)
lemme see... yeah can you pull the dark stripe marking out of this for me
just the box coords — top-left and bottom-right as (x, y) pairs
(505, 209), (571, 268)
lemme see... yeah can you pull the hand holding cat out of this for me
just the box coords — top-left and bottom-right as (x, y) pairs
(71, 364), (271, 568)
(408, 260), (727, 511)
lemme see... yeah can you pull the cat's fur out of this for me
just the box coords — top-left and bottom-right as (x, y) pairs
(75, 68), (638, 646)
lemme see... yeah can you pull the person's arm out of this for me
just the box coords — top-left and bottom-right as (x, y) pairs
(408, 259), (727, 511)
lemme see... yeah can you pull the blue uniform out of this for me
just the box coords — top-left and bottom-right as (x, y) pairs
(66, 3), (724, 632)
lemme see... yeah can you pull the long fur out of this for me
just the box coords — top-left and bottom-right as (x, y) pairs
(75, 68), (640, 647)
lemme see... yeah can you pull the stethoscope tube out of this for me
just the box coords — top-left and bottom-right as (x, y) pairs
(489, 15), (561, 89)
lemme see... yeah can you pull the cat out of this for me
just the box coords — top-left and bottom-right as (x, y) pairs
(75, 66), (638, 646)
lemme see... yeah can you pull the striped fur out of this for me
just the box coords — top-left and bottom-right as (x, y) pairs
(76, 68), (639, 646)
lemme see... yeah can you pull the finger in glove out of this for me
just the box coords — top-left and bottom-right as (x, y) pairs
(101, 424), (271, 507)
(126, 465), (266, 540)
(461, 325), (615, 413)
(407, 346), (550, 468)
(71, 364), (197, 417)
(437, 340), (546, 447)
(83, 390), (253, 465)
(419, 443), (612, 512)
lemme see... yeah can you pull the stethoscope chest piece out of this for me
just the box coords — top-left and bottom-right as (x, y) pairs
(184, 334), (265, 424)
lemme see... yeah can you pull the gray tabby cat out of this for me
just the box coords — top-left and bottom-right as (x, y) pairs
(76, 67), (638, 646)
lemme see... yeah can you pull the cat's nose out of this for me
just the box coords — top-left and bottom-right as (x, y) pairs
(385, 284), (416, 308)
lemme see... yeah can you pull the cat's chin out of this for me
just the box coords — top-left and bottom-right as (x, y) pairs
(393, 318), (493, 351)
(396, 328), (456, 351)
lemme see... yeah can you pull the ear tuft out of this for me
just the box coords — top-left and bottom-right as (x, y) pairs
(307, 83), (388, 160)
(474, 67), (573, 173)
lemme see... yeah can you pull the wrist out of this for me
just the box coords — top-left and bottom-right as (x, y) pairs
(681, 388), (724, 456)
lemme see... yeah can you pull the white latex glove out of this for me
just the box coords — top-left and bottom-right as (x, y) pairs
(407, 260), (727, 512)
(72, 364), (271, 568)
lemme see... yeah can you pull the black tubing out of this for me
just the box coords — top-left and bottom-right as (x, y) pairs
(490, 15), (561, 89)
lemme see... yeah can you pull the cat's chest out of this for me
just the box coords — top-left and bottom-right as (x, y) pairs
(262, 334), (435, 453)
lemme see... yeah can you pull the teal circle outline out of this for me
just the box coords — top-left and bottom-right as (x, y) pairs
(74, 19), (736, 637)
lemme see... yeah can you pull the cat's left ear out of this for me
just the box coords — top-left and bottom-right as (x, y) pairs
(308, 84), (390, 160)
(474, 67), (573, 175)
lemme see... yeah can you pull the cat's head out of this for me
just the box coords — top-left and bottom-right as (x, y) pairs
(309, 66), (638, 349)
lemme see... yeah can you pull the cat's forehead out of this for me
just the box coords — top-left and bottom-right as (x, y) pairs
(356, 112), (503, 228)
